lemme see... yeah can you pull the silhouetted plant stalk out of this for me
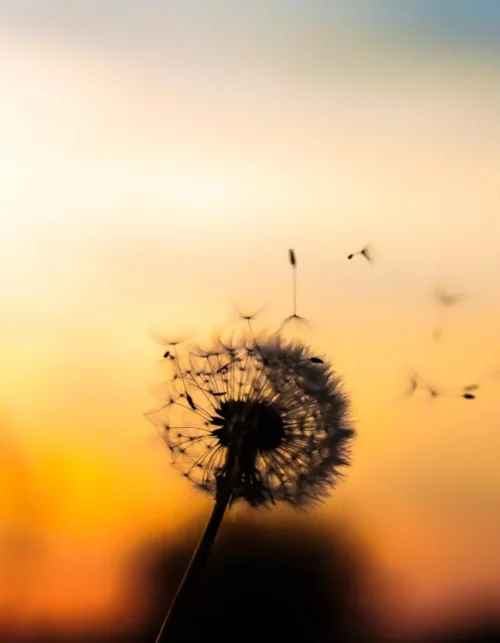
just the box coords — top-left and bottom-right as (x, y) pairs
(147, 328), (355, 643)
(154, 450), (238, 643)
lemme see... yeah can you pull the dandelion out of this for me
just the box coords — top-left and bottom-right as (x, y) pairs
(147, 330), (354, 642)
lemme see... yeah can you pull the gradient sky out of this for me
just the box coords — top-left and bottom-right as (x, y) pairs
(1, 1), (500, 638)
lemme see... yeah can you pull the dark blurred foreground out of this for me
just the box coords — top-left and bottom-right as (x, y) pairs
(1, 512), (499, 643)
(137, 513), (375, 643)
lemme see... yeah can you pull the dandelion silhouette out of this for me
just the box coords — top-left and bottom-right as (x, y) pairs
(347, 244), (373, 264)
(278, 248), (314, 333)
(146, 329), (355, 642)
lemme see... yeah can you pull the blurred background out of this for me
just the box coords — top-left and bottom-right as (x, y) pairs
(1, 1), (500, 641)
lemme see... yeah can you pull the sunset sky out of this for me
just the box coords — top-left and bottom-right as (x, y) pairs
(1, 1), (500, 639)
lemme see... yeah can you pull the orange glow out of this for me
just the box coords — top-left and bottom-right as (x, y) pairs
(1, 8), (500, 640)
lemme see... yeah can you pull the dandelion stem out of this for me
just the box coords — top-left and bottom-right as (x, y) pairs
(154, 475), (233, 643)
(292, 265), (297, 317)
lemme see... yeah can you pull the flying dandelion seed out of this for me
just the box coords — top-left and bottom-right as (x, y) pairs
(147, 329), (355, 642)
(460, 384), (479, 400)
(434, 288), (465, 307)
(279, 248), (313, 333)
(405, 370), (477, 402)
(427, 385), (440, 399)
(431, 287), (466, 340)
(232, 305), (267, 336)
(406, 371), (439, 398)
(404, 372), (419, 397)
(347, 244), (373, 264)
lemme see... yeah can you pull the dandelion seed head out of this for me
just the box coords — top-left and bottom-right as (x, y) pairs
(147, 331), (354, 508)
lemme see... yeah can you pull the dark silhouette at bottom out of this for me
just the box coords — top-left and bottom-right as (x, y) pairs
(136, 514), (375, 643)
(2, 513), (499, 642)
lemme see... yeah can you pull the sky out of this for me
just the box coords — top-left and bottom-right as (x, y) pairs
(1, 1), (500, 639)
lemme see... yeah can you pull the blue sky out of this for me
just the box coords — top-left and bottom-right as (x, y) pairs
(2, 0), (500, 50)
